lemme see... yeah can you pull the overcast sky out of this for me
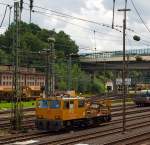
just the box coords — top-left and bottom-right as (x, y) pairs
(0, 0), (150, 53)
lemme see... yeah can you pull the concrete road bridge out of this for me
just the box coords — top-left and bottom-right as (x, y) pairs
(80, 48), (150, 71)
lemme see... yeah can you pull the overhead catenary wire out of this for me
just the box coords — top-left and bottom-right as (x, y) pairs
(0, 5), (8, 28)
(28, 8), (122, 38)
(1, 1), (150, 43)
(1, 1), (150, 54)
(0, 2), (10, 6)
(23, 2), (123, 33)
(30, 8), (150, 48)
(130, 0), (150, 33)
(25, 6), (150, 46)
(2, 1), (150, 45)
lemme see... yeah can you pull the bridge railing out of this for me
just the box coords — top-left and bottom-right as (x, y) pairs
(80, 48), (150, 62)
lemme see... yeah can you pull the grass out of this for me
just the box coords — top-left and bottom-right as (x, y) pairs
(0, 96), (134, 110)
(0, 101), (35, 110)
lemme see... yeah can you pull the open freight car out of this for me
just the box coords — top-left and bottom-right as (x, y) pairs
(35, 94), (112, 131)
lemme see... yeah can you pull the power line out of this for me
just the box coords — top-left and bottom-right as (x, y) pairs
(3, 1), (150, 44)
(23, 2), (123, 33)
(0, 5), (8, 28)
(0, 2), (10, 6)
(33, 9), (121, 38)
(2, 1), (150, 53)
(130, 0), (150, 33)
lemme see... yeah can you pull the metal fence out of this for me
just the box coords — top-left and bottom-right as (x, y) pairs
(80, 48), (150, 61)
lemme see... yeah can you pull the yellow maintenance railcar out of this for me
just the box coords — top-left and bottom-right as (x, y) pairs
(35, 94), (112, 131)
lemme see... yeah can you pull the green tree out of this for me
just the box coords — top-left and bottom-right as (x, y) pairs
(55, 31), (78, 57)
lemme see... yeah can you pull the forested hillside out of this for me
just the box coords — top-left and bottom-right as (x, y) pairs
(0, 21), (106, 94)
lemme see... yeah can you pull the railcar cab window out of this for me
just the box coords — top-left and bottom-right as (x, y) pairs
(63, 100), (74, 109)
(70, 100), (74, 109)
(64, 101), (69, 109)
(50, 100), (60, 108)
(38, 100), (60, 108)
(78, 99), (85, 108)
(38, 100), (48, 108)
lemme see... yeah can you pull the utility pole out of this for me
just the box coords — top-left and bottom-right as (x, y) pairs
(118, 0), (130, 133)
(11, 1), (23, 130)
(8, 5), (12, 27)
(112, 0), (116, 29)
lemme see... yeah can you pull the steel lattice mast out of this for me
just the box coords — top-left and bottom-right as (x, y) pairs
(10, 1), (23, 130)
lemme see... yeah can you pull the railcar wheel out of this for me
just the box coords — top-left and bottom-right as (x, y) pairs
(107, 115), (112, 121)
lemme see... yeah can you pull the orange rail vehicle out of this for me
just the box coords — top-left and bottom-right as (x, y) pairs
(35, 94), (112, 131)
(0, 86), (41, 101)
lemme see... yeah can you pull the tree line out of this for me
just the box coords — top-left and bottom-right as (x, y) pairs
(0, 21), (106, 94)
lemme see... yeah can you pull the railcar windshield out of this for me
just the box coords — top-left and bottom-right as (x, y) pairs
(49, 100), (60, 108)
(38, 100), (48, 108)
(38, 100), (60, 108)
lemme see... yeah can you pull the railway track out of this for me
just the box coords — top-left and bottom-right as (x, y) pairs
(0, 104), (149, 145)
(104, 131), (150, 145)
(1, 110), (150, 145)
(0, 107), (34, 115)
(35, 115), (150, 145)
(0, 104), (135, 120)
(0, 105), (149, 129)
